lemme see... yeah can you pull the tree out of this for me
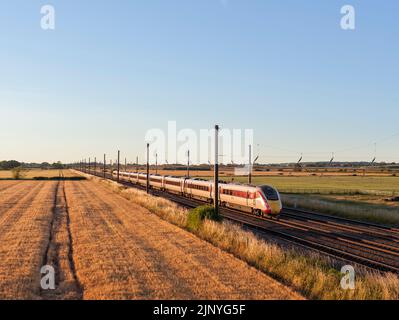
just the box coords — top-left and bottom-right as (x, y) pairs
(0, 160), (21, 170)
(40, 162), (51, 169)
(11, 167), (26, 180)
(51, 161), (64, 169)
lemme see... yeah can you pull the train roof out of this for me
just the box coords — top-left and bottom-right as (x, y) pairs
(185, 178), (212, 184)
(221, 183), (258, 189)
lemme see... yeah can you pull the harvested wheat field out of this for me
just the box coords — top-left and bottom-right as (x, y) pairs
(66, 180), (301, 300)
(0, 180), (24, 192)
(0, 180), (58, 299)
(0, 179), (301, 300)
(0, 169), (82, 179)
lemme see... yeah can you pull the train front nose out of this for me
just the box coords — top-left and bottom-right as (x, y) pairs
(268, 200), (282, 214)
(259, 185), (282, 215)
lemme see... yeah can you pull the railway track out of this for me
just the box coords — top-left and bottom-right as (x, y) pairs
(80, 169), (399, 274)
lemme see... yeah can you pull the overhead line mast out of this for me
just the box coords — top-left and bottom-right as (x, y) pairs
(214, 125), (219, 215)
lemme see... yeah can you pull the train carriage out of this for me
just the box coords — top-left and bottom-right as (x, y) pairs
(164, 176), (184, 195)
(219, 183), (281, 217)
(122, 172), (137, 183)
(219, 184), (257, 214)
(184, 178), (213, 202)
(149, 175), (164, 190)
(129, 172), (139, 184)
(137, 173), (148, 186)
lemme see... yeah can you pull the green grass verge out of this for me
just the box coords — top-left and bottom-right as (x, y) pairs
(187, 206), (222, 231)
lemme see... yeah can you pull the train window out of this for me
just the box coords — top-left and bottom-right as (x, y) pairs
(166, 181), (181, 187)
(260, 186), (279, 200)
(190, 184), (206, 190)
(224, 189), (247, 197)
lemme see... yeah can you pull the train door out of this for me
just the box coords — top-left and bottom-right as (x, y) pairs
(188, 181), (192, 197)
(182, 178), (188, 196)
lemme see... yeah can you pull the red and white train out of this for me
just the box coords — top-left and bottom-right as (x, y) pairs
(114, 171), (282, 217)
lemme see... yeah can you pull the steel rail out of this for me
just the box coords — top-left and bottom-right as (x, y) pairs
(282, 207), (399, 234)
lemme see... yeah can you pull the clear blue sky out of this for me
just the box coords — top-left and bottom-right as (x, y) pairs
(1, 0), (398, 164)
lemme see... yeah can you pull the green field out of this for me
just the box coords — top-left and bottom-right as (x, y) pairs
(223, 176), (399, 196)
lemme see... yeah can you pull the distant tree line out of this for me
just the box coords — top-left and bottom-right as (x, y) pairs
(0, 160), (65, 170)
(0, 160), (21, 170)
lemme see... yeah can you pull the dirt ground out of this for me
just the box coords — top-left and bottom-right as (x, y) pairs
(0, 180), (301, 300)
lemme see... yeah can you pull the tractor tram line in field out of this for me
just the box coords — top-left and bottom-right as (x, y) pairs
(0, 180), (25, 193)
(40, 179), (83, 299)
(84, 169), (399, 274)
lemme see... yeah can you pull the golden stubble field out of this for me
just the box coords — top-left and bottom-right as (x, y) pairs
(0, 180), (57, 299)
(0, 179), (301, 300)
(0, 169), (79, 179)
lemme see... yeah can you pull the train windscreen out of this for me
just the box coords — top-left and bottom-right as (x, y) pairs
(260, 186), (279, 201)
